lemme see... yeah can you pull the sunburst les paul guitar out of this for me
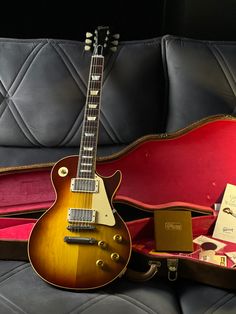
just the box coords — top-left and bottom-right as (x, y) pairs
(28, 26), (132, 290)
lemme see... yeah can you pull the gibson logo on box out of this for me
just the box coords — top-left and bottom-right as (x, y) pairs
(165, 222), (182, 231)
(154, 210), (193, 252)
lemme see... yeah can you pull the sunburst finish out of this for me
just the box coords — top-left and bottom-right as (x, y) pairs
(28, 156), (131, 290)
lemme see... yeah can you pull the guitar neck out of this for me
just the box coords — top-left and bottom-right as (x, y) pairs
(77, 55), (104, 179)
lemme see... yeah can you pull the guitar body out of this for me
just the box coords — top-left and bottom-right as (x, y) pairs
(28, 156), (131, 290)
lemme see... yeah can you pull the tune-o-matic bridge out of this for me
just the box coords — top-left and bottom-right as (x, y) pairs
(71, 178), (99, 193)
(67, 208), (97, 232)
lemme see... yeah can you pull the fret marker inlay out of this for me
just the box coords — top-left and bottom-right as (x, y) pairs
(87, 116), (96, 121)
(83, 147), (93, 151)
(92, 75), (100, 81)
(88, 104), (98, 109)
(90, 90), (99, 96)
(85, 133), (95, 137)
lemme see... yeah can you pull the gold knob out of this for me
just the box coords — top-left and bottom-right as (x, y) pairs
(98, 241), (107, 249)
(111, 253), (120, 262)
(96, 259), (104, 268)
(113, 234), (123, 243)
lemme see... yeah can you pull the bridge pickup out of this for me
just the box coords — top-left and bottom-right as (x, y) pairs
(64, 237), (97, 244)
(68, 208), (96, 223)
(71, 178), (99, 193)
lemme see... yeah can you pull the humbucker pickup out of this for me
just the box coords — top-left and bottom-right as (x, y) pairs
(71, 178), (99, 193)
(68, 208), (96, 223)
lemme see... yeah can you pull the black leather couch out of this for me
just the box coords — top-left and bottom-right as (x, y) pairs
(0, 34), (236, 314)
(1, 1), (236, 312)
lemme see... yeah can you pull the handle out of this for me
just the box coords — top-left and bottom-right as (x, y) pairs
(125, 261), (161, 282)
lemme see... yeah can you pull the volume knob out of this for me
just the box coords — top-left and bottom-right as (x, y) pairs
(113, 234), (123, 243)
(96, 259), (104, 268)
(111, 253), (120, 262)
(98, 240), (107, 249)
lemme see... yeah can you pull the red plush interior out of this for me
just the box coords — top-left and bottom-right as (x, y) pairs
(0, 170), (54, 215)
(97, 119), (236, 212)
(1, 215), (235, 269)
(127, 216), (236, 268)
(0, 218), (36, 240)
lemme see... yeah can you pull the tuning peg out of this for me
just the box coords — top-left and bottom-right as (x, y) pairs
(113, 34), (120, 39)
(84, 45), (91, 51)
(110, 47), (117, 52)
(111, 40), (119, 46)
(85, 39), (92, 44)
(86, 32), (93, 38)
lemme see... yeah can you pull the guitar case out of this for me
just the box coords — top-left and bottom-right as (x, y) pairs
(1, 114), (236, 290)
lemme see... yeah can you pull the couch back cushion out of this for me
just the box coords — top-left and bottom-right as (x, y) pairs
(0, 37), (164, 147)
(164, 36), (236, 132)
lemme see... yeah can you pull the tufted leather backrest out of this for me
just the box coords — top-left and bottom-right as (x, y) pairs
(163, 36), (236, 132)
(0, 37), (164, 147)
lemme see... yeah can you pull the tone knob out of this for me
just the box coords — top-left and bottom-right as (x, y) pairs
(96, 259), (104, 268)
(98, 240), (107, 249)
(113, 234), (123, 243)
(111, 253), (120, 262)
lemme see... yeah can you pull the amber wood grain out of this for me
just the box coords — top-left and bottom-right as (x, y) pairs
(28, 156), (131, 290)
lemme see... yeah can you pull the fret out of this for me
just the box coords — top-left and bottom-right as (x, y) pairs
(80, 170), (92, 173)
(82, 156), (93, 159)
(81, 163), (93, 166)
(90, 67), (102, 74)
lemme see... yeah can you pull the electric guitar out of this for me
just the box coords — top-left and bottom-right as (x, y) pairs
(28, 26), (132, 290)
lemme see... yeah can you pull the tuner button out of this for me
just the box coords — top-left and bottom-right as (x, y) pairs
(84, 45), (91, 51)
(98, 240), (107, 249)
(96, 259), (104, 268)
(113, 34), (120, 39)
(111, 40), (119, 46)
(86, 32), (93, 38)
(110, 47), (117, 52)
(113, 234), (123, 243)
(111, 253), (120, 262)
(85, 39), (92, 44)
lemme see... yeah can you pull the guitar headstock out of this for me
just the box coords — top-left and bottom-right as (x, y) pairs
(84, 26), (120, 55)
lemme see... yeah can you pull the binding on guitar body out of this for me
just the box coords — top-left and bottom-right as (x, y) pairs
(28, 26), (132, 290)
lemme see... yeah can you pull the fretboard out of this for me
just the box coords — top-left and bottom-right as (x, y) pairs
(77, 55), (104, 179)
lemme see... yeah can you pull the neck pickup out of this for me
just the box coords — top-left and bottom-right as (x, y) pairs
(71, 178), (99, 193)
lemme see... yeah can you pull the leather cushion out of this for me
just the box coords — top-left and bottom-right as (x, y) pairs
(0, 261), (181, 314)
(163, 35), (236, 132)
(0, 37), (164, 147)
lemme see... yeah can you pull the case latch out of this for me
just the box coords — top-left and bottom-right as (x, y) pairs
(167, 259), (178, 281)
